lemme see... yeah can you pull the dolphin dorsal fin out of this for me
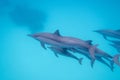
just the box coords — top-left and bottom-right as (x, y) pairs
(54, 29), (61, 36)
(86, 40), (92, 45)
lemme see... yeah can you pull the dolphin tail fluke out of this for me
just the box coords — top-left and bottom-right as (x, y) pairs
(79, 58), (83, 65)
(113, 54), (120, 66)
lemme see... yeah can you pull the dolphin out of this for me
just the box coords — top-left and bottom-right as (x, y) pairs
(94, 29), (120, 40)
(109, 40), (120, 45)
(110, 44), (120, 52)
(48, 46), (115, 71)
(28, 30), (98, 61)
(48, 46), (83, 64)
(68, 46), (120, 71)
(69, 47), (113, 69)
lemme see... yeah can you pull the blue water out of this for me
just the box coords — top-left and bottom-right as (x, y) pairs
(0, 0), (120, 80)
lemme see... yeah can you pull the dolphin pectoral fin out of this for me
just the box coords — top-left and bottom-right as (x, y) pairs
(54, 29), (61, 36)
(90, 59), (95, 68)
(103, 35), (108, 40)
(79, 58), (83, 65)
(40, 42), (46, 49)
(113, 54), (120, 66)
(54, 52), (59, 58)
(86, 40), (93, 45)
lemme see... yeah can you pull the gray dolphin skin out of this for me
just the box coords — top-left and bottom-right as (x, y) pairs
(110, 44), (120, 52)
(28, 30), (97, 61)
(69, 47), (114, 71)
(94, 29), (120, 40)
(109, 40), (120, 45)
(48, 46), (83, 64)
(28, 30), (120, 71)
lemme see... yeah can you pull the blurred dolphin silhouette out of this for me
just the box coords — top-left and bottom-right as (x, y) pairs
(94, 29), (120, 40)
(28, 30), (98, 62)
(110, 44), (120, 53)
(28, 30), (120, 71)
(109, 40), (120, 45)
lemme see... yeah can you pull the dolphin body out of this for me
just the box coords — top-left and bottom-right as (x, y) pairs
(94, 29), (120, 40)
(28, 30), (120, 71)
(28, 30), (97, 61)
(109, 40), (120, 45)
(48, 46), (83, 64)
(70, 46), (120, 71)
(48, 45), (116, 71)
(70, 47), (115, 70)
(110, 44), (120, 53)
(70, 48), (114, 71)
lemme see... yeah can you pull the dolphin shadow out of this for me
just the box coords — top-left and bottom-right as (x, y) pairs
(9, 5), (47, 33)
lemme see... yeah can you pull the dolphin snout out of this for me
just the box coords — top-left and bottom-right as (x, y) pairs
(27, 34), (33, 37)
(27, 34), (37, 38)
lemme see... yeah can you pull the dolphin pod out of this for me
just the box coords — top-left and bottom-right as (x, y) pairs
(28, 29), (120, 71)
(48, 46), (83, 65)
(94, 29), (120, 40)
(94, 29), (120, 54)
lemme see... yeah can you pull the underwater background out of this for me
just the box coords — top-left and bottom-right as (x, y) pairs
(0, 0), (120, 80)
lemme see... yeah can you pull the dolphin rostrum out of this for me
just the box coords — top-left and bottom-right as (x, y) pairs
(94, 29), (120, 40)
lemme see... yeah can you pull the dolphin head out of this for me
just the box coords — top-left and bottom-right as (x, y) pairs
(28, 32), (61, 41)
(28, 30), (61, 41)
(94, 29), (114, 34)
(93, 29), (114, 36)
(94, 30), (106, 33)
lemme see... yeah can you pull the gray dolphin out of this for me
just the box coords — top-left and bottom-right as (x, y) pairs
(94, 29), (120, 40)
(28, 30), (98, 61)
(69, 46), (120, 71)
(110, 44), (120, 52)
(48, 46), (115, 71)
(48, 46), (83, 64)
(70, 48), (112, 68)
(109, 40), (120, 45)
